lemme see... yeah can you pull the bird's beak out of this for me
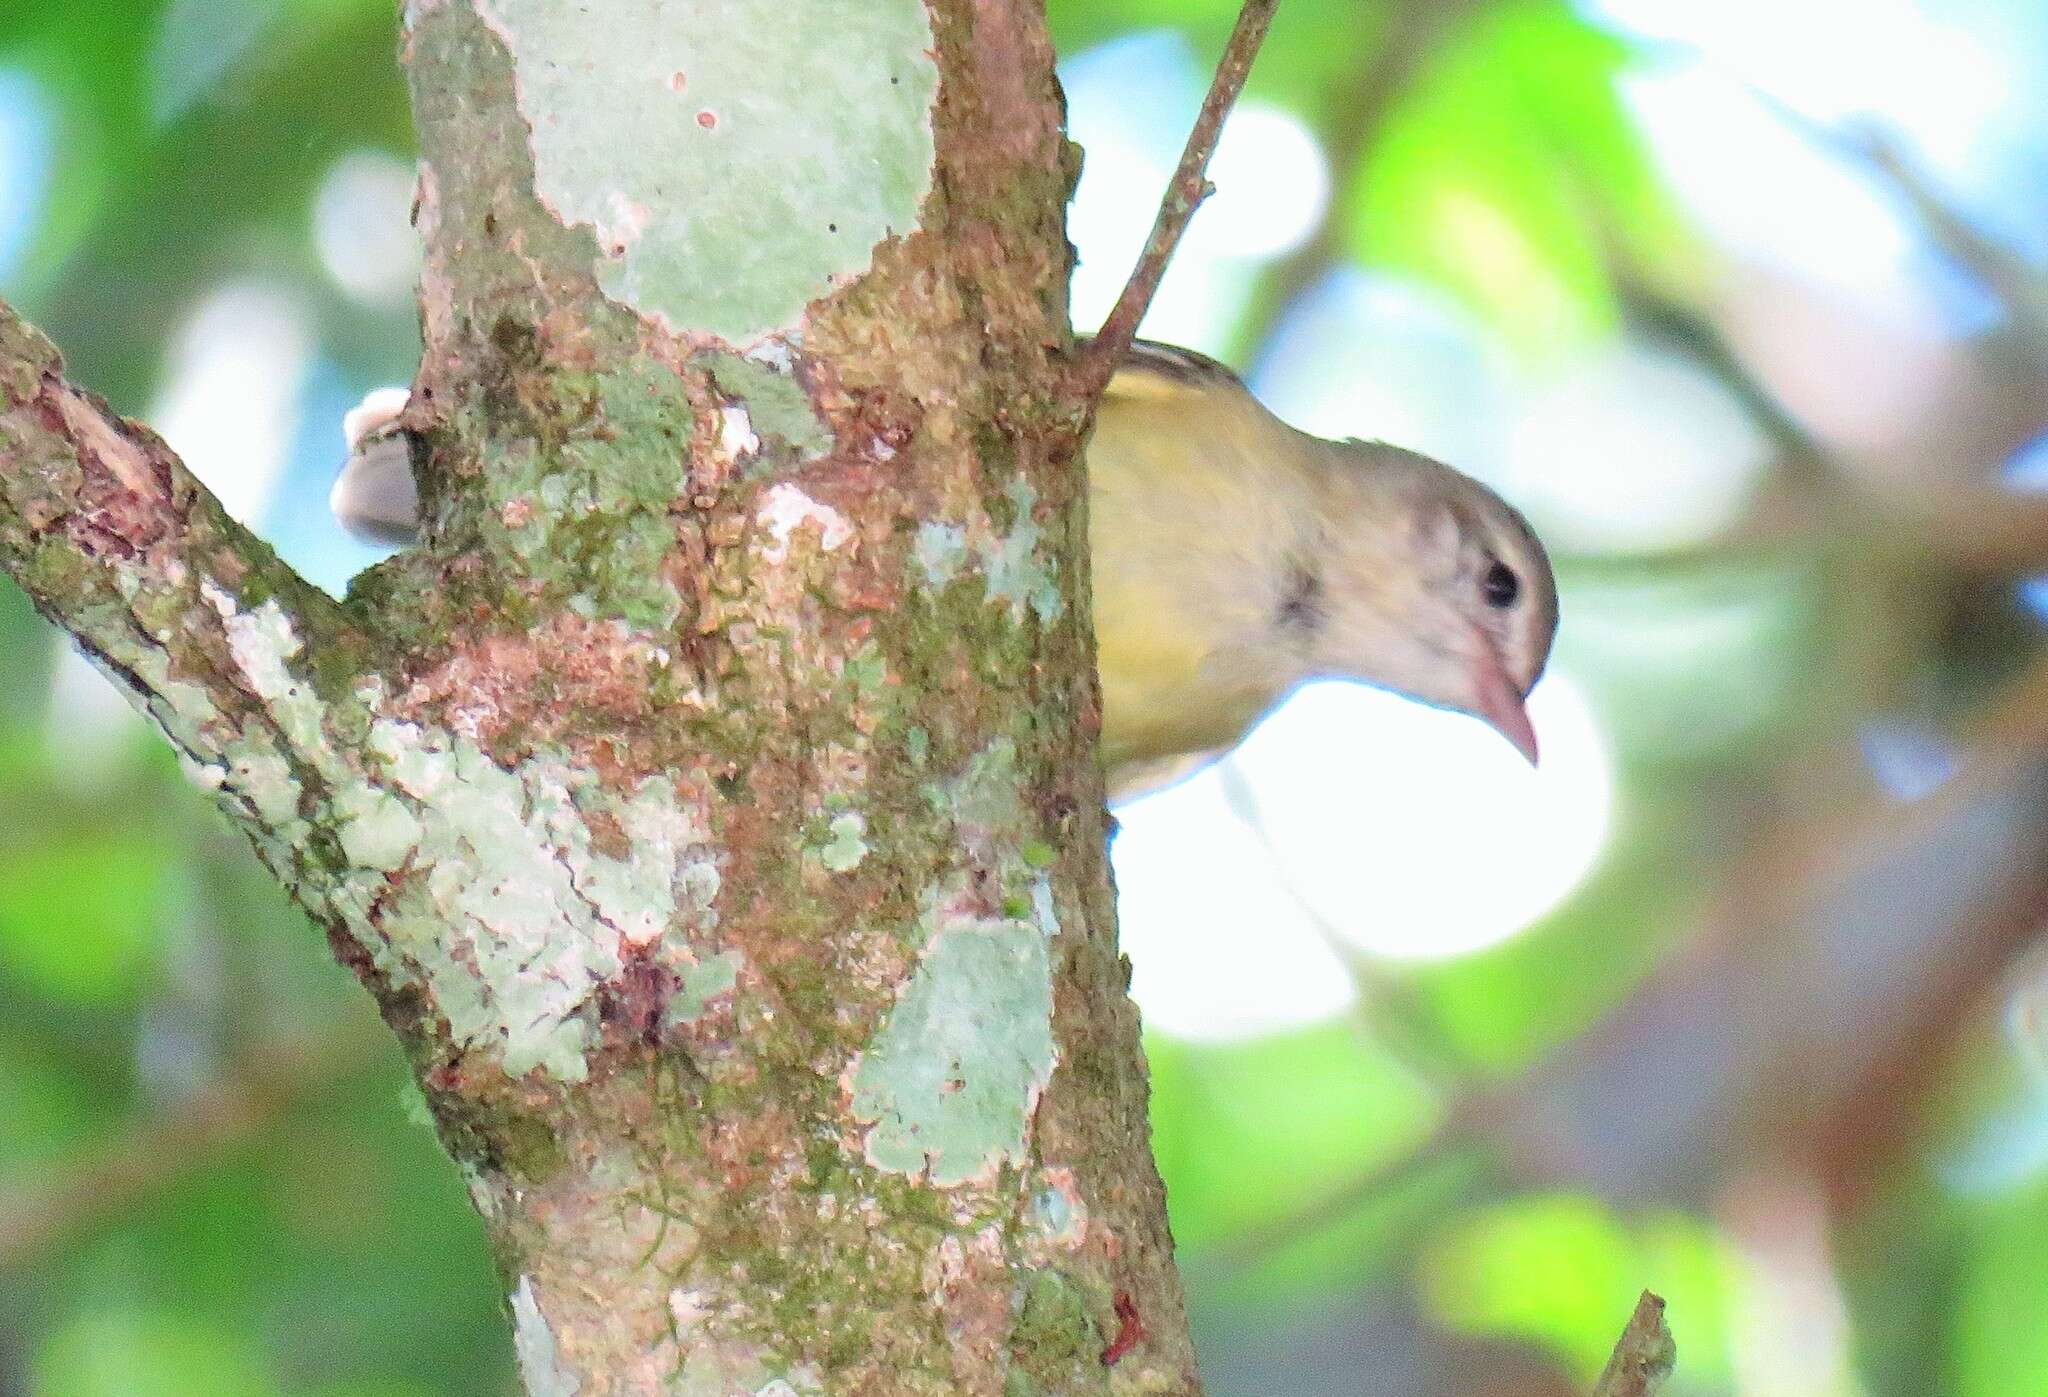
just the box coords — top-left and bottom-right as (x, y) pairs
(1470, 640), (1539, 766)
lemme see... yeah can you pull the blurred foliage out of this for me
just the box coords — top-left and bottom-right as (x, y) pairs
(0, 0), (413, 404)
(1419, 1194), (1735, 1387)
(1148, 1024), (1440, 1255)
(1349, 2), (1690, 351)
(4, 0), (2048, 1393)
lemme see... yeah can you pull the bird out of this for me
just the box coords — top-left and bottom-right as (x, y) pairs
(330, 341), (1558, 803)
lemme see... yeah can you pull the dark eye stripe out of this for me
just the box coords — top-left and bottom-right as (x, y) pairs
(1482, 559), (1519, 609)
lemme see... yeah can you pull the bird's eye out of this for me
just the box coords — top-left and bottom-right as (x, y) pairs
(1481, 559), (1519, 609)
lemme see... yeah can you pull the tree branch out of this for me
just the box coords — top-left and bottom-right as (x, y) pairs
(1592, 1292), (1674, 1397)
(2, 2), (1204, 1386)
(1072, 0), (1279, 401)
(0, 300), (366, 816)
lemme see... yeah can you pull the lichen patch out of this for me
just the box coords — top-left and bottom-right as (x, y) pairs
(982, 477), (1064, 625)
(667, 949), (744, 1028)
(511, 1276), (583, 1397)
(847, 897), (1058, 1187)
(140, 584), (724, 1085)
(813, 810), (869, 873)
(472, 0), (939, 343)
(754, 484), (853, 566)
(700, 351), (831, 464)
(912, 521), (967, 587)
(364, 721), (719, 1080)
(910, 478), (1062, 625)
(204, 584), (347, 770)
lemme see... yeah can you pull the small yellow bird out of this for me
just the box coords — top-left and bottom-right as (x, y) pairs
(331, 342), (1558, 802)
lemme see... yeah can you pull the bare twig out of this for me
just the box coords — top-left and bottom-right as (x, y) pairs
(1592, 1292), (1674, 1397)
(1073, 0), (1280, 401)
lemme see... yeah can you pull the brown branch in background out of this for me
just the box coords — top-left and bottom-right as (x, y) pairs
(1591, 1292), (1675, 1397)
(1741, 86), (2048, 363)
(1612, 269), (1827, 468)
(0, 1018), (386, 1270)
(1608, 231), (2048, 576)
(1841, 126), (2048, 362)
(1073, 0), (1279, 402)
(1223, 647), (2048, 1270)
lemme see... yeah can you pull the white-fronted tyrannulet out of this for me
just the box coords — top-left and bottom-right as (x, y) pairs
(330, 342), (1558, 801)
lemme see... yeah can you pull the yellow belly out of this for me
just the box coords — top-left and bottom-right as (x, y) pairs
(1084, 380), (1308, 778)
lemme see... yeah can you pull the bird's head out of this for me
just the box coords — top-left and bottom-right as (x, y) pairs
(1299, 442), (1558, 763)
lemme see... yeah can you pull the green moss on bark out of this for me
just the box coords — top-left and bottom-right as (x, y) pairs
(1008, 1270), (1108, 1396)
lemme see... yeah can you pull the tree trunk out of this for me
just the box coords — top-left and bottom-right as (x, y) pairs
(0, 2), (1201, 1392)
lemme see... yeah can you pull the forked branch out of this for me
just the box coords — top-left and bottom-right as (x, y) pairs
(0, 299), (362, 822)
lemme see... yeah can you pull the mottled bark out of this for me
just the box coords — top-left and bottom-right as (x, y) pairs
(0, 2), (1200, 1394)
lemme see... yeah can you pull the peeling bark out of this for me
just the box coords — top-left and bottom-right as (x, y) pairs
(0, 2), (1199, 1393)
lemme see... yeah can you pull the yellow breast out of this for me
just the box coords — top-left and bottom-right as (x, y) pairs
(1085, 348), (1319, 779)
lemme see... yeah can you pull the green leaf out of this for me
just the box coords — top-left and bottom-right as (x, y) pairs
(1046, 0), (1243, 58)
(9, 2), (410, 406)
(1956, 1177), (2048, 1394)
(0, 1029), (100, 1168)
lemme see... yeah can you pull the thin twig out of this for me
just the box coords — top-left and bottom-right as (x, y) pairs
(1072, 0), (1280, 402)
(1592, 1292), (1675, 1397)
